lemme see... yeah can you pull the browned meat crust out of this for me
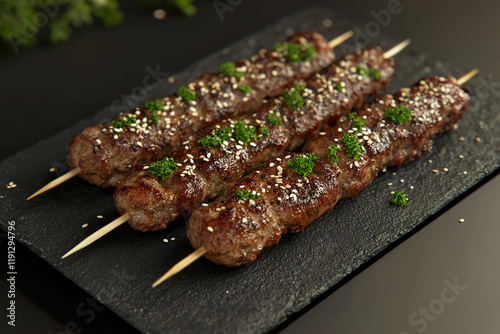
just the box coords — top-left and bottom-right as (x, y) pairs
(187, 77), (470, 266)
(67, 32), (335, 187)
(114, 47), (394, 231)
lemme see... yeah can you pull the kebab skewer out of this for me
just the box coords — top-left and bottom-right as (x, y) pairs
(28, 31), (353, 200)
(62, 40), (411, 259)
(152, 69), (477, 286)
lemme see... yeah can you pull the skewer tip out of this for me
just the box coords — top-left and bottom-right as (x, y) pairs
(457, 69), (479, 85)
(61, 213), (130, 259)
(328, 30), (354, 49)
(152, 246), (206, 287)
(27, 168), (81, 200)
(383, 39), (411, 59)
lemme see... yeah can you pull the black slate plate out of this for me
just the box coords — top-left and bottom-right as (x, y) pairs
(1, 7), (499, 334)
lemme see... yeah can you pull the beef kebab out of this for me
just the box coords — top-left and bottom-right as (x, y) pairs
(152, 70), (477, 286)
(28, 30), (353, 200)
(62, 40), (412, 259)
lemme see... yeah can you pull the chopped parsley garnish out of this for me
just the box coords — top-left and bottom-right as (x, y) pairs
(274, 42), (316, 62)
(327, 145), (340, 162)
(351, 117), (365, 132)
(371, 69), (381, 79)
(356, 65), (371, 76)
(145, 100), (162, 112)
(238, 85), (251, 94)
(286, 153), (319, 177)
(336, 82), (344, 92)
(266, 113), (282, 126)
(177, 86), (196, 104)
(147, 157), (177, 180)
(219, 62), (244, 78)
(346, 111), (356, 120)
(197, 122), (256, 148)
(384, 104), (412, 125)
(259, 126), (269, 137)
(355, 65), (381, 79)
(111, 115), (136, 128)
(283, 83), (305, 108)
(236, 189), (260, 200)
(339, 132), (364, 160)
(391, 191), (408, 206)
(145, 100), (162, 126)
(233, 121), (257, 145)
(197, 126), (232, 148)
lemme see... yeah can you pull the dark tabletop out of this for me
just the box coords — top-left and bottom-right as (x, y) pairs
(1, 1), (500, 333)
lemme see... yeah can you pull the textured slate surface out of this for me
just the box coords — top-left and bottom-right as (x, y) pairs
(1, 7), (499, 334)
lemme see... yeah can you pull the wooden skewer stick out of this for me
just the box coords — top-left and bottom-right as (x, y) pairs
(151, 69), (479, 287)
(328, 30), (354, 49)
(61, 213), (130, 259)
(457, 68), (479, 85)
(383, 39), (411, 59)
(152, 247), (206, 288)
(28, 33), (353, 202)
(27, 168), (81, 200)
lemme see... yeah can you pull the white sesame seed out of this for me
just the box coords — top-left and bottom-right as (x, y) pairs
(459, 218), (465, 223)
(82, 223), (89, 228)
(163, 239), (169, 243)
(97, 215), (103, 218)
(202, 203), (209, 207)
(207, 226), (214, 232)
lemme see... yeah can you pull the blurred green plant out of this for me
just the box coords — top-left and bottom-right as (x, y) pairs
(0, 0), (195, 52)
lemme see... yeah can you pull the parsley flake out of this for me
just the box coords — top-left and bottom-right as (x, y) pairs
(327, 145), (340, 162)
(145, 100), (162, 125)
(336, 82), (344, 92)
(356, 66), (381, 79)
(356, 65), (370, 76)
(238, 85), (251, 94)
(233, 121), (257, 145)
(147, 157), (177, 180)
(274, 42), (316, 62)
(286, 153), (319, 177)
(236, 189), (260, 200)
(384, 104), (412, 124)
(259, 126), (269, 137)
(346, 111), (356, 120)
(219, 62), (244, 78)
(111, 115), (136, 128)
(283, 83), (305, 108)
(266, 113), (282, 126)
(391, 191), (408, 206)
(339, 133), (364, 160)
(177, 86), (196, 104)
(351, 117), (365, 132)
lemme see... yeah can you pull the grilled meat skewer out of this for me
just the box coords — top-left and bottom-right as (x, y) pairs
(66, 32), (337, 188)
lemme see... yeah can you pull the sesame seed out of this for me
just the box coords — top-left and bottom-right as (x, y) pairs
(97, 215), (103, 219)
(242, 218), (248, 223)
(459, 137), (465, 141)
(459, 218), (465, 223)
(49, 167), (55, 172)
(171, 237), (175, 241)
(432, 170), (438, 173)
(443, 168), (448, 172)
(207, 226), (214, 232)
(459, 155), (464, 159)
(81, 223), (89, 228)
(163, 239), (169, 243)
(202, 203), (209, 207)
(463, 171), (468, 175)
(388, 183), (392, 186)
(476, 137), (481, 142)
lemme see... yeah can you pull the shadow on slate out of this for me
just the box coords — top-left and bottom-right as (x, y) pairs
(1, 7), (499, 334)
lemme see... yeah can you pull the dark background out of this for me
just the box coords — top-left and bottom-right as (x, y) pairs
(1, 0), (499, 333)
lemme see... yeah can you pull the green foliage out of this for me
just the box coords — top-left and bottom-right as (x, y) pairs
(0, 0), (196, 52)
(283, 83), (305, 108)
(273, 42), (316, 62)
(238, 85), (251, 94)
(351, 117), (365, 132)
(258, 126), (269, 137)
